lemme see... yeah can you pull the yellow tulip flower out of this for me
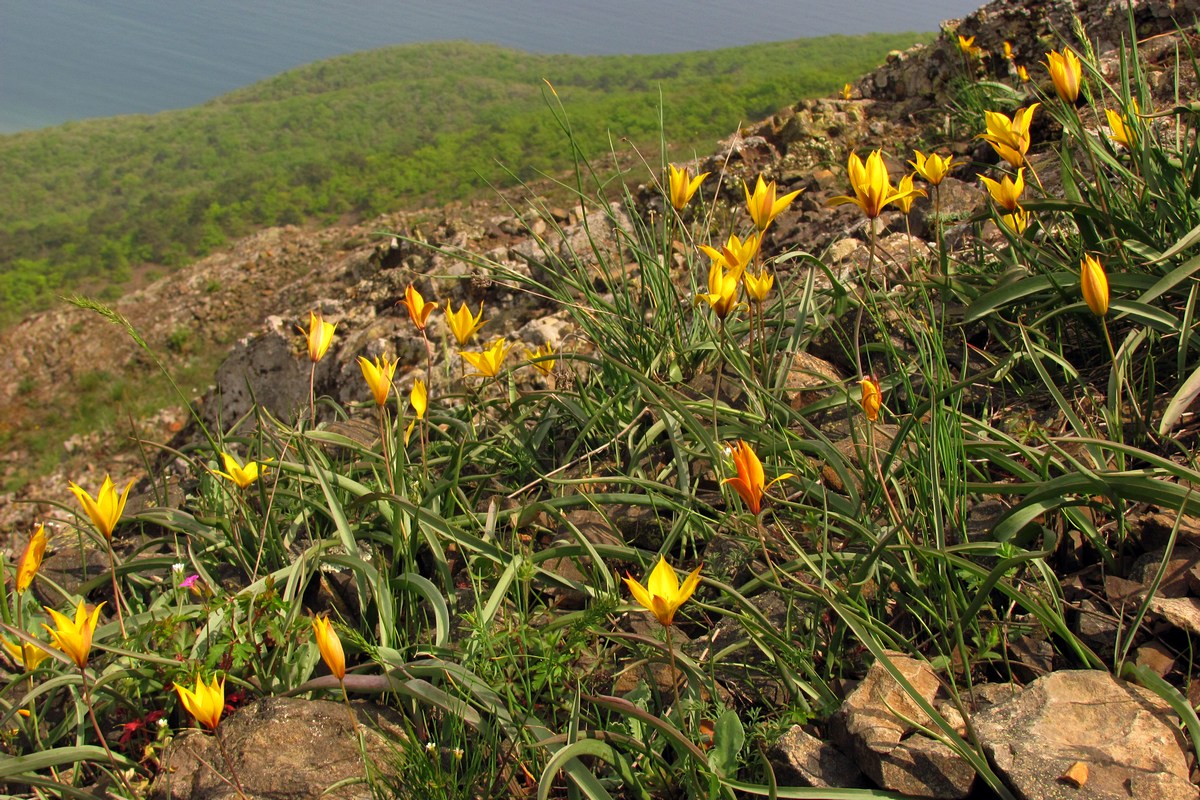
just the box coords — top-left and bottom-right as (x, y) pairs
(1003, 41), (1014, 61)
(445, 301), (485, 346)
(744, 175), (802, 232)
(695, 255), (745, 320)
(623, 556), (702, 628)
(461, 338), (514, 378)
(979, 105), (1039, 168)
(42, 600), (105, 669)
(526, 343), (556, 375)
(1106, 107), (1136, 148)
(358, 354), (398, 406)
(744, 270), (775, 304)
(910, 150), (954, 186)
(957, 35), (982, 58)
(174, 673), (226, 731)
(980, 168), (1025, 213)
(213, 452), (267, 489)
(699, 232), (759, 274)
(894, 173), (926, 214)
(405, 379), (428, 446)
(302, 310), (337, 363)
(841, 83), (853, 101)
(2, 637), (52, 672)
(667, 164), (709, 211)
(15, 524), (47, 594)
(403, 284), (438, 332)
(312, 615), (346, 681)
(410, 379), (428, 419)
(723, 440), (794, 516)
(828, 150), (916, 219)
(68, 475), (134, 540)
(1044, 48), (1082, 104)
(859, 376), (882, 422)
(1081, 255), (1109, 317)
(1016, 65), (1030, 82)
(1000, 206), (1031, 235)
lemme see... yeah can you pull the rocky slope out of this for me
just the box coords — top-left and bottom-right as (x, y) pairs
(9, 0), (1200, 797)
(0, 0), (1193, 535)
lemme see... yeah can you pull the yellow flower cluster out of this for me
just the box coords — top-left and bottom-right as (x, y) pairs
(691, 174), (802, 320)
(5, 474), (137, 673)
(969, 40), (1130, 314)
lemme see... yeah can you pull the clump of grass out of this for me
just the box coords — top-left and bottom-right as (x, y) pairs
(7, 15), (1200, 800)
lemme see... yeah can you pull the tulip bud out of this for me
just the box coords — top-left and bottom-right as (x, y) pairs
(1081, 255), (1109, 317)
(312, 615), (346, 681)
(860, 377), (882, 422)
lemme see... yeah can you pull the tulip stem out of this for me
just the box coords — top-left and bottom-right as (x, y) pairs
(712, 322), (726, 443)
(902, 216), (914, 282)
(422, 331), (434, 401)
(1100, 318), (1136, 448)
(757, 301), (768, 385)
(1024, 159), (1044, 194)
(663, 624), (684, 728)
(80, 667), (136, 796)
(214, 728), (251, 800)
(379, 406), (395, 497)
(865, 420), (903, 531)
(853, 221), (879, 377)
(244, 494), (266, 582)
(746, 301), (759, 388)
(105, 542), (127, 638)
(308, 362), (318, 427)
(339, 679), (373, 784)
(339, 678), (358, 729)
(933, 184), (946, 277)
(754, 514), (782, 580)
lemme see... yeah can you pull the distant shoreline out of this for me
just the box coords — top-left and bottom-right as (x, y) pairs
(1, 0), (978, 132)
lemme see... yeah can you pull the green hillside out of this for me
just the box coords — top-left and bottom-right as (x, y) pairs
(0, 34), (928, 322)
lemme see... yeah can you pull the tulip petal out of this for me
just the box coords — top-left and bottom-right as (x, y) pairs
(623, 575), (655, 613)
(647, 556), (680, 599)
(676, 564), (703, 607)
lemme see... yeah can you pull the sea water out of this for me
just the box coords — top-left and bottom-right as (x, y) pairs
(0, 0), (982, 132)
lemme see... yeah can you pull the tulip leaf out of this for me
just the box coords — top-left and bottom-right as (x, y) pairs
(963, 274), (1059, 323)
(1159, 359), (1200, 435)
(0, 744), (135, 777)
(536, 739), (619, 800)
(1110, 299), (1179, 332)
(991, 471), (1200, 542)
(394, 572), (451, 648)
(386, 673), (484, 729)
(1137, 251), (1200, 301)
(709, 708), (745, 778)
(721, 776), (913, 798)
(584, 694), (709, 763)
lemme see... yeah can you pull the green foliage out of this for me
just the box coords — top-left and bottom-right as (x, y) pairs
(0, 34), (928, 325)
(17, 18), (1200, 800)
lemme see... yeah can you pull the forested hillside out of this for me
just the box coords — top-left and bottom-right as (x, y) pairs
(0, 34), (927, 322)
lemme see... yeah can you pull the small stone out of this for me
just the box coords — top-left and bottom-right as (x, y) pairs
(1134, 641), (1176, 677)
(1131, 547), (1200, 597)
(768, 725), (865, 788)
(1076, 598), (1119, 655)
(1147, 595), (1200, 636)
(830, 653), (974, 798)
(1060, 761), (1089, 788)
